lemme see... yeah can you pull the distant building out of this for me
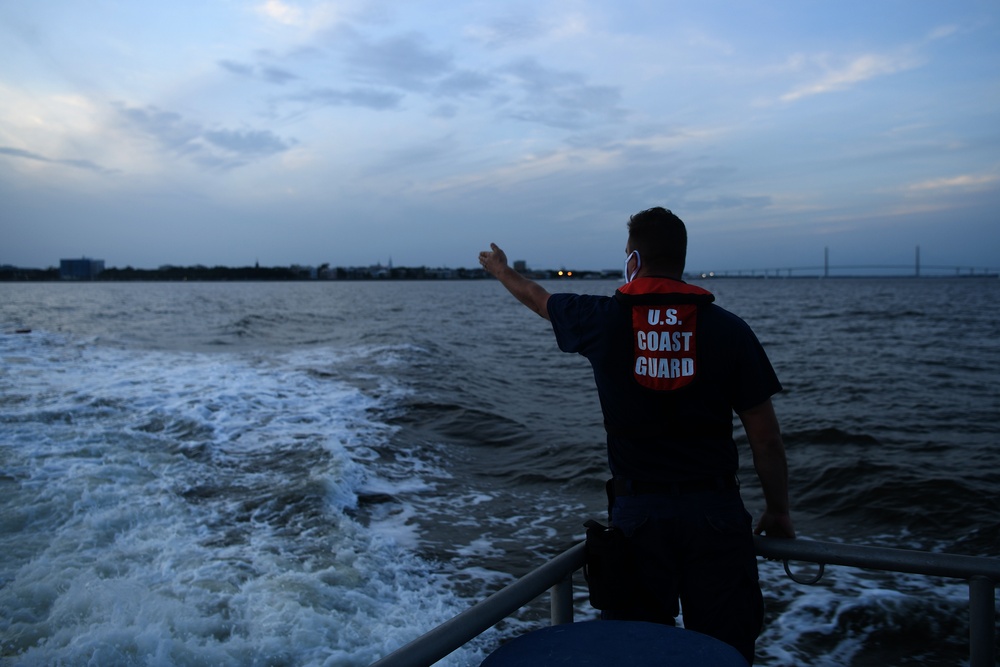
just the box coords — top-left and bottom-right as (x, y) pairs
(60, 258), (105, 280)
(513, 260), (528, 273)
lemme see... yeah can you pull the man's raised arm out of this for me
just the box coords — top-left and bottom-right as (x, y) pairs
(479, 243), (551, 320)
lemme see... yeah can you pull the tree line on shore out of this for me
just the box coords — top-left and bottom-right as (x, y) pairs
(0, 264), (616, 282)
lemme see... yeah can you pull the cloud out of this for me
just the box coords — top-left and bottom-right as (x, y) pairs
(410, 138), (636, 196)
(203, 129), (291, 156)
(286, 86), (404, 110)
(117, 105), (201, 151)
(432, 70), (495, 98)
(0, 146), (116, 174)
(683, 194), (773, 213)
(501, 58), (625, 129)
(906, 172), (1000, 192)
(116, 104), (292, 169)
(219, 59), (254, 77)
(219, 59), (299, 85)
(246, 24), (615, 127)
(927, 24), (959, 41)
(255, 0), (342, 30)
(345, 32), (454, 91)
(779, 52), (918, 102)
(260, 65), (299, 85)
(252, 0), (354, 43)
(361, 136), (461, 177)
(275, 30), (496, 117)
(684, 29), (735, 57)
(257, 0), (303, 26)
(464, 10), (587, 49)
(464, 15), (548, 49)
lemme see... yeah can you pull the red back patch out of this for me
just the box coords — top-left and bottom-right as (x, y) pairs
(631, 303), (699, 391)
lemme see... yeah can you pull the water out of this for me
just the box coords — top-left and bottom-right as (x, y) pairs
(1, 278), (998, 666)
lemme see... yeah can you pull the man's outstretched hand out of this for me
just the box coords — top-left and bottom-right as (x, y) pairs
(477, 242), (551, 320)
(479, 243), (508, 278)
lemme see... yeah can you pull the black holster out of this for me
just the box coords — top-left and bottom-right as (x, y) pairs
(583, 479), (637, 610)
(583, 518), (636, 610)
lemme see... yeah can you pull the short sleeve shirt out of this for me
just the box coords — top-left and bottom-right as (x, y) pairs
(547, 280), (781, 482)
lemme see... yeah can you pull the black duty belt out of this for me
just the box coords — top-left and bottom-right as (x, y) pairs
(612, 475), (739, 496)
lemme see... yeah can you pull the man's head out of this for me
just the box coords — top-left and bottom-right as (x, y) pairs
(626, 207), (687, 279)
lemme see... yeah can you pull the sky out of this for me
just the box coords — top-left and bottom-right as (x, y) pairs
(1, 0), (998, 274)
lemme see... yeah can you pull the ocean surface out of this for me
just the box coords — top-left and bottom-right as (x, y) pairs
(1, 277), (998, 666)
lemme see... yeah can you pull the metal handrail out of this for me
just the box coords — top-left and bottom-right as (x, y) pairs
(370, 537), (999, 667)
(370, 542), (585, 667)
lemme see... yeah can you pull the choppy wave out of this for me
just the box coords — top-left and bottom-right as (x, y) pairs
(0, 332), (491, 666)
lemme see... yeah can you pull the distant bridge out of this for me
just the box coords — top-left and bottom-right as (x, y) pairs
(693, 246), (998, 278)
(694, 264), (999, 279)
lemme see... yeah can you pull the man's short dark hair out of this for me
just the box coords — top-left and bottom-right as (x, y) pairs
(627, 207), (687, 275)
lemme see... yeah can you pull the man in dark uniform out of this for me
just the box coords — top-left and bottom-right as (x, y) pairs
(478, 207), (794, 664)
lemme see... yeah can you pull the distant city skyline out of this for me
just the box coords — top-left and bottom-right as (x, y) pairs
(2, 2), (998, 272)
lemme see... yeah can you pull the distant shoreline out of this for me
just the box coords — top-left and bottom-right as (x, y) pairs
(0, 265), (615, 282)
(2, 264), (996, 282)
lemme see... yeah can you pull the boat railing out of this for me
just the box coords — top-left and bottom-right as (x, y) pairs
(370, 536), (999, 667)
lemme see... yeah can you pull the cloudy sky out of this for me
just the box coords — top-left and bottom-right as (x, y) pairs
(2, 0), (998, 274)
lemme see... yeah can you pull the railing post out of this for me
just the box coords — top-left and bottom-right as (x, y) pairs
(550, 573), (574, 625)
(968, 575), (995, 667)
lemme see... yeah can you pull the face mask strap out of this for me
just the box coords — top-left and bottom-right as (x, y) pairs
(624, 250), (641, 283)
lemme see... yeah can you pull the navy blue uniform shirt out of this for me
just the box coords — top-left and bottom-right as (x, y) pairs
(548, 281), (781, 482)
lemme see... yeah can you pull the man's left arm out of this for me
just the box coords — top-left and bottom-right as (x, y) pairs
(739, 398), (796, 538)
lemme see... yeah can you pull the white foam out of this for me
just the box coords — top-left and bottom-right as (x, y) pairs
(0, 334), (485, 666)
(755, 553), (974, 665)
